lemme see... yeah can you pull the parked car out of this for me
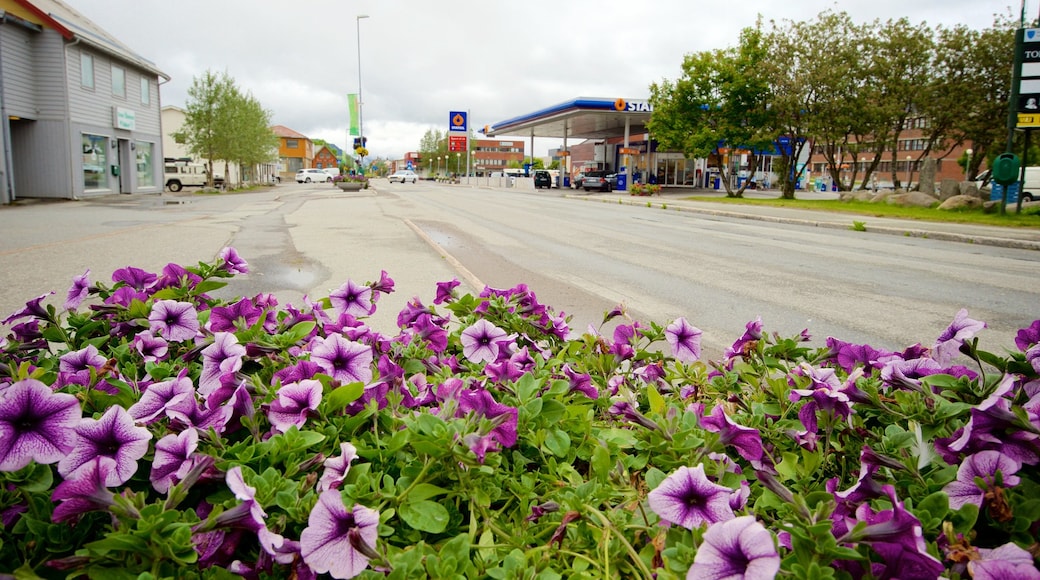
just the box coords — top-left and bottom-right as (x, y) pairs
(164, 162), (224, 192)
(533, 170), (552, 189)
(296, 169), (331, 183)
(388, 170), (418, 184)
(582, 171), (615, 192)
(571, 172), (586, 189)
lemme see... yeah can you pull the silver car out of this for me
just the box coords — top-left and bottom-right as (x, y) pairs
(388, 170), (418, 184)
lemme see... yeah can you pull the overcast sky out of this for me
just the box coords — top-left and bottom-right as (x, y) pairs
(64, 0), (1020, 159)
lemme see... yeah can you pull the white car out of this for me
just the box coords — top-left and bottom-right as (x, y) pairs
(296, 169), (331, 183)
(388, 170), (418, 184)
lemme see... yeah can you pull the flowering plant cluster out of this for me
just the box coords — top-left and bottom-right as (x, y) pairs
(1, 249), (1039, 579)
(630, 183), (662, 196)
(331, 174), (369, 185)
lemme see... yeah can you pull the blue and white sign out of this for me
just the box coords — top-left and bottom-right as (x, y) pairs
(449, 111), (468, 132)
(991, 182), (1020, 203)
(406, 161), (413, 170)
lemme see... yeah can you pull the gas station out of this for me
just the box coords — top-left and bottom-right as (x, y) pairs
(485, 96), (712, 190)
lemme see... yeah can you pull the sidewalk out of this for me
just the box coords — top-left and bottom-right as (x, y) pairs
(537, 185), (1040, 251)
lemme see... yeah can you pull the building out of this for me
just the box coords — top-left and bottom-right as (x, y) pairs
(312, 145), (338, 173)
(471, 138), (524, 176)
(272, 125), (315, 181)
(160, 106), (279, 187)
(0, 0), (168, 204)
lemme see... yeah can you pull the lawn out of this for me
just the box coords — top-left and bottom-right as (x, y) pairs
(682, 195), (1040, 228)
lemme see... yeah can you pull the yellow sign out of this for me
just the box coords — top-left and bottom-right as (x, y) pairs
(619, 147), (639, 155)
(1018, 113), (1040, 127)
(556, 150), (570, 156)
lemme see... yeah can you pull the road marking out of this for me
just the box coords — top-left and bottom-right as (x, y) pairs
(403, 218), (485, 291)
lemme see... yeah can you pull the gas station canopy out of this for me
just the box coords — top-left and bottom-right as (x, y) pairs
(485, 97), (653, 140)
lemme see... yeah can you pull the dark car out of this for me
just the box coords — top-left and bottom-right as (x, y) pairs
(533, 170), (552, 189)
(582, 171), (614, 192)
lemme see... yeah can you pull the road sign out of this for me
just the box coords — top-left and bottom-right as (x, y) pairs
(1019, 113), (1040, 127)
(619, 147), (639, 155)
(449, 111), (467, 132)
(1018, 28), (1040, 122)
(449, 135), (467, 152)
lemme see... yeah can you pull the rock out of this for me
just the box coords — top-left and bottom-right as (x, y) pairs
(885, 191), (940, 208)
(938, 179), (960, 201)
(919, 158), (937, 194)
(958, 182), (979, 198)
(840, 191), (876, 202)
(937, 195), (983, 210)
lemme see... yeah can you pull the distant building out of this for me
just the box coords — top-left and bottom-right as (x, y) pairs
(312, 146), (338, 172)
(272, 125), (315, 181)
(471, 138), (524, 176)
(0, 0), (168, 204)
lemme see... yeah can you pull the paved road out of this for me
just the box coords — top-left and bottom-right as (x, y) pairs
(1, 181), (1037, 359)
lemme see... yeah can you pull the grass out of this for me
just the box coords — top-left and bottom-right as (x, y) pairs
(681, 195), (1040, 229)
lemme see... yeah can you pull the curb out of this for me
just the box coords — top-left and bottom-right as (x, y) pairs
(569, 194), (1040, 252)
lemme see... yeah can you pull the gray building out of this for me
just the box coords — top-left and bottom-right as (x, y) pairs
(0, 0), (168, 204)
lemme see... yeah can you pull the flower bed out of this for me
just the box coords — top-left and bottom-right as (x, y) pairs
(1, 250), (1038, 579)
(630, 183), (662, 196)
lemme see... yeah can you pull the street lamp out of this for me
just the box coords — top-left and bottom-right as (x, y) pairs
(905, 155), (912, 189)
(356, 14), (369, 172)
(965, 148), (973, 181)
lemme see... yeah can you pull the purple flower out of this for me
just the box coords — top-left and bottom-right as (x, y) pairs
(58, 345), (107, 386)
(562, 364), (598, 399)
(267, 379), (323, 433)
(665, 317), (702, 363)
(199, 332), (246, 397)
(318, 442), (358, 493)
(434, 278), (460, 304)
(970, 543), (1040, 580)
(310, 334), (373, 384)
(697, 405), (765, 464)
(2, 292), (53, 325)
(209, 299), (263, 332)
(790, 363), (852, 433)
(218, 246), (249, 275)
(460, 319), (508, 363)
(133, 330), (169, 362)
(410, 314), (449, 353)
(933, 309), (986, 365)
(687, 516), (780, 580)
(330, 279), (375, 318)
(148, 300), (200, 342)
(300, 490), (379, 579)
(64, 269), (90, 311)
(825, 337), (892, 373)
(112, 265), (157, 290)
(127, 371), (195, 424)
(58, 405), (152, 486)
(150, 429), (200, 493)
(647, 464), (736, 529)
(1016, 320), (1040, 351)
(943, 450), (1021, 510)
(724, 316), (763, 362)
(51, 457), (117, 523)
(0, 379), (82, 471)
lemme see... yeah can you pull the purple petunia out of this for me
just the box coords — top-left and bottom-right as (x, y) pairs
(127, 371), (195, 424)
(943, 450), (1021, 510)
(724, 316), (763, 362)
(309, 334), (373, 385)
(199, 332), (246, 397)
(218, 246), (249, 275)
(150, 429), (200, 493)
(58, 405), (152, 486)
(460, 319), (509, 363)
(330, 279), (376, 318)
(267, 379), (322, 433)
(665, 317), (703, 363)
(933, 309), (986, 365)
(318, 442), (358, 493)
(0, 379), (82, 471)
(51, 457), (117, 523)
(969, 542), (1040, 580)
(647, 464), (736, 529)
(686, 516), (780, 580)
(148, 299), (200, 342)
(133, 330), (169, 362)
(208, 299), (263, 332)
(434, 278), (460, 304)
(58, 344), (107, 387)
(64, 269), (91, 311)
(697, 404), (765, 465)
(300, 490), (379, 579)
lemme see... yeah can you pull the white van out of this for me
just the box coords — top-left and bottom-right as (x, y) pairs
(975, 167), (1038, 202)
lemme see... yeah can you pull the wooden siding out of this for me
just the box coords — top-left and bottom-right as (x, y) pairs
(10, 119), (72, 199)
(31, 29), (69, 120)
(1, 23), (37, 118)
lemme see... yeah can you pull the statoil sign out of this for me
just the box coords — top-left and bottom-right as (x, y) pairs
(613, 98), (652, 112)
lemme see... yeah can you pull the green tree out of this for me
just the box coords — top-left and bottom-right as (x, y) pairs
(174, 70), (236, 187)
(648, 23), (774, 198)
(227, 91), (279, 187)
(419, 129), (448, 175)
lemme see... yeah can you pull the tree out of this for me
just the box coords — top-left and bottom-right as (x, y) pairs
(175, 70), (236, 187)
(418, 129), (448, 175)
(227, 92), (279, 187)
(648, 23), (774, 198)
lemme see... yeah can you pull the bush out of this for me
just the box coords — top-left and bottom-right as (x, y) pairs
(1, 251), (1038, 578)
(630, 183), (661, 196)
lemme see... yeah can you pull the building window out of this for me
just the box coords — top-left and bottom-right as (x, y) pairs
(135, 141), (154, 187)
(140, 77), (150, 105)
(81, 53), (94, 89)
(286, 139), (299, 149)
(82, 134), (108, 190)
(112, 66), (126, 97)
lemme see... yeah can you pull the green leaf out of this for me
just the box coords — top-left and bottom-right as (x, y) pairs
(543, 429), (571, 458)
(646, 383), (665, 414)
(915, 491), (949, 519)
(325, 382), (365, 413)
(399, 500), (450, 533)
(407, 483), (451, 502)
(517, 373), (540, 403)
(193, 280), (227, 294)
(285, 321), (317, 342)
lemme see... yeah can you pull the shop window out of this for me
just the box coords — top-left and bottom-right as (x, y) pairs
(112, 66), (126, 98)
(286, 139), (299, 149)
(82, 134), (107, 190)
(135, 141), (154, 187)
(81, 53), (94, 89)
(140, 77), (150, 105)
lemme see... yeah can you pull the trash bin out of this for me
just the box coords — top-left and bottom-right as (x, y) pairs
(615, 172), (627, 191)
(713, 176), (720, 190)
(563, 176), (570, 188)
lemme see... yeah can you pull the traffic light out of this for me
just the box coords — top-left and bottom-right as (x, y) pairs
(992, 152), (1021, 186)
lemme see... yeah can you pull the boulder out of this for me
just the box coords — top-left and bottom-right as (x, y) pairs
(937, 195), (983, 210)
(840, 191), (876, 202)
(919, 158), (938, 194)
(884, 191), (940, 208)
(938, 179), (960, 201)
(958, 182), (979, 198)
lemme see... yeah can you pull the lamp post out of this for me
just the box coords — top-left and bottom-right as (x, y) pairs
(965, 148), (973, 181)
(905, 155), (912, 189)
(356, 14), (369, 172)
